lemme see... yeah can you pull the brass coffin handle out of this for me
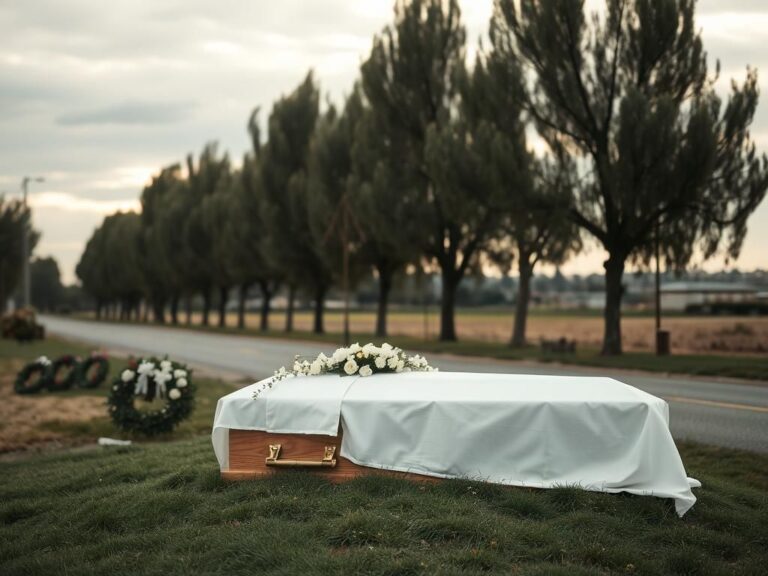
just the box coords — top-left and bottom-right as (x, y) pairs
(265, 444), (337, 468)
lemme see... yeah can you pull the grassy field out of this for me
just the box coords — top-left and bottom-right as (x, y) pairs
(1, 438), (766, 575)
(0, 338), (235, 454)
(2, 337), (767, 574)
(172, 308), (768, 355)
(72, 313), (768, 381)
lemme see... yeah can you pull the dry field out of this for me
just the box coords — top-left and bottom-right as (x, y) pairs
(184, 309), (768, 355)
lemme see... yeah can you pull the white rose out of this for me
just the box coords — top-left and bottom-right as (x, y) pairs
(309, 360), (323, 375)
(160, 360), (173, 372)
(349, 343), (362, 353)
(121, 369), (135, 382)
(381, 343), (393, 352)
(374, 356), (387, 369)
(174, 369), (187, 379)
(343, 359), (358, 375)
(168, 388), (181, 400)
(396, 360), (404, 372)
(387, 356), (399, 369)
(359, 365), (373, 377)
(176, 378), (188, 388)
(332, 348), (348, 363)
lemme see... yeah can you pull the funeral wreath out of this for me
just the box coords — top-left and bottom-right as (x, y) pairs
(14, 356), (53, 395)
(48, 354), (80, 392)
(77, 353), (110, 388)
(108, 357), (194, 436)
(254, 343), (436, 398)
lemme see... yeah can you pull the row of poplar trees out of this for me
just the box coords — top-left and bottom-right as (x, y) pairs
(77, 0), (767, 355)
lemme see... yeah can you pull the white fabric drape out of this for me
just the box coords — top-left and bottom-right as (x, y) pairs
(211, 372), (699, 516)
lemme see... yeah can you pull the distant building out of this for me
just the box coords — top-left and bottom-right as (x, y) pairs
(660, 281), (759, 312)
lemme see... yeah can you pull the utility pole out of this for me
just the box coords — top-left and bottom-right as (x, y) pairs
(324, 193), (364, 347)
(654, 220), (669, 355)
(21, 176), (44, 309)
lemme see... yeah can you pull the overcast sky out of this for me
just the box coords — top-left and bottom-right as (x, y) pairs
(1, 0), (767, 283)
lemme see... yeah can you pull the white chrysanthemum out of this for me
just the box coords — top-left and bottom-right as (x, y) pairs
(160, 360), (173, 372)
(396, 360), (405, 372)
(168, 388), (181, 400)
(343, 359), (359, 375)
(387, 356), (399, 369)
(374, 356), (387, 369)
(359, 365), (373, 377)
(121, 369), (135, 382)
(176, 378), (188, 388)
(381, 343), (393, 352)
(137, 361), (155, 375)
(173, 369), (187, 379)
(309, 360), (323, 375)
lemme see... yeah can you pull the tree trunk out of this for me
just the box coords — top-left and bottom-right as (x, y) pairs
(142, 301), (149, 323)
(237, 283), (248, 330)
(375, 266), (393, 338)
(285, 285), (295, 332)
(439, 268), (458, 342)
(201, 287), (211, 326)
(510, 259), (533, 348)
(313, 285), (326, 334)
(218, 286), (229, 327)
(96, 301), (102, 320)
(602, 254), (625, 355)
(170, 294), (179, 325)
(259, 282), (273, 331)
(185, 296), (192, 325)
(152, 297), (165, 324)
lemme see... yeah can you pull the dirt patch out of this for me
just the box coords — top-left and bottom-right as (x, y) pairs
(0, 366), (108, 453)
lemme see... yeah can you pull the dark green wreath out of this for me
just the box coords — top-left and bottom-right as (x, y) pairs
(14, 358), (52, 395)
(48, 355), (80, 392)
(107, 357), (194, 436)
(77, 355), (110, 388)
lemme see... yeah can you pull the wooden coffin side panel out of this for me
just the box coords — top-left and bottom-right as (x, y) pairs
(223, 429), (438, 483)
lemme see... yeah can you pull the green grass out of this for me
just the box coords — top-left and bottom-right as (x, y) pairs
(1, 437), (766, 575)
(66, 314), (768, 381)
(0, 338), (237, 449)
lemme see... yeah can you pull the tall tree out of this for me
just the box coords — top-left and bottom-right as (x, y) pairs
(350, 95), (423, 337)
(185, 143), (231, 326)
(259, 72), (321, 332)
(306, 92), (368, 336)
(235, 109), (281, 331)
(30, 257), (63, 312)
(139, 164), (186, 323)
(467, 38), (580, 347)
(497, 0), (768, 354)
(361, 0), (474, 341)
(0, 196), (38, 310)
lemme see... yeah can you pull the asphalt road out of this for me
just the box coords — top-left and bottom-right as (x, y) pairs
(40, 315), (768, 453)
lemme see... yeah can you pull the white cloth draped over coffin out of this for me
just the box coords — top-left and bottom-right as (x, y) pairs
(211, 371), (699, 516)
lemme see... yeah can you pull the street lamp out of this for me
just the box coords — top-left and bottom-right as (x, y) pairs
(21, 176), (44, 308)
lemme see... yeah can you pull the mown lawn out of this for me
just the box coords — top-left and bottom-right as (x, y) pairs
(0, 438), (766, 575)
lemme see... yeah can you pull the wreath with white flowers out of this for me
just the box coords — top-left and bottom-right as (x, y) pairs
(254, 343), (436, 398)
(14, 356), (52, 395)
(108, 357), (194, 436)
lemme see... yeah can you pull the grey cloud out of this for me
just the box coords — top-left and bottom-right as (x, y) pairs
(56, 101), (196, 126)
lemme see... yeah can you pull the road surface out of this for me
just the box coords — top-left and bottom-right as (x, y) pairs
(41, 315), (768, 453)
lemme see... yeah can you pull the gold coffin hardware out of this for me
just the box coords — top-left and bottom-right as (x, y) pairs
(265, 443), (337, 468)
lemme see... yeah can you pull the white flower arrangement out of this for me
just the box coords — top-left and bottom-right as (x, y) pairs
(254, 343), (437, 398)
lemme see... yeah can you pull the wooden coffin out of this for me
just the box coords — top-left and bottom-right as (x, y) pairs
(222, 429), (436, 483)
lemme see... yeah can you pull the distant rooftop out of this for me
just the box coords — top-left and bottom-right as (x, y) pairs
(661, 281), (757, 294)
